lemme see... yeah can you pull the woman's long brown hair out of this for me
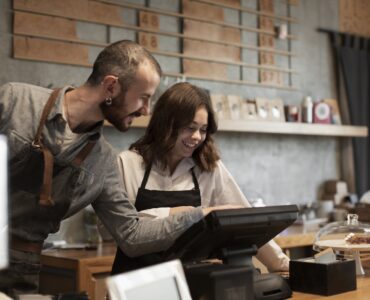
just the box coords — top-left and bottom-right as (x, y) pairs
(130, 82), (220, 172)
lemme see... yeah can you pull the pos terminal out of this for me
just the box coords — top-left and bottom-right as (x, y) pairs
(163, 205), (299, 300)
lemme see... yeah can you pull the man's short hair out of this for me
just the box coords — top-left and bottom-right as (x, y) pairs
(86, 40), (162, 92)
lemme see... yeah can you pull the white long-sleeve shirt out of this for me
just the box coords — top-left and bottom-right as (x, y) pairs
(118, 150), (289, 272)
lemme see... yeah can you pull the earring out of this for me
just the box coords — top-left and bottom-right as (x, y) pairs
(105, 97), (112, 106)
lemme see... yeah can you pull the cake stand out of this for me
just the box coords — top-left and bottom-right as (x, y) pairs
(315, 239), (370, 275)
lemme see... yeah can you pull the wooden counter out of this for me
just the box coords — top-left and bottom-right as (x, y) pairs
(274, 224), (318, 249)
(39, 242), (370, 300)
(39, 242), (117, 300)
(292, 275), (370, 299)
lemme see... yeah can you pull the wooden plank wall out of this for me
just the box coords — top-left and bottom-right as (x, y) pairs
(12, 0), (297, 90)
(182, 0), (241, 80)
(339, 0), (370, 37)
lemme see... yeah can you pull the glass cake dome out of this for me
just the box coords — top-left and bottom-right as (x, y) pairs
(313, 214), (370, 275)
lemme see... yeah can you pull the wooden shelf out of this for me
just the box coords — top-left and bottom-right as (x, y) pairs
(126, 116), (368, 138)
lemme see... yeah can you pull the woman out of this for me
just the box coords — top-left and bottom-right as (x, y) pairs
(111, 82), (289, 274)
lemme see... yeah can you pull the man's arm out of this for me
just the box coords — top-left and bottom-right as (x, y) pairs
(0, 83), (14, 131)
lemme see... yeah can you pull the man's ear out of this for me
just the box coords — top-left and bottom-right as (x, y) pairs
(101, 75), (121, 97)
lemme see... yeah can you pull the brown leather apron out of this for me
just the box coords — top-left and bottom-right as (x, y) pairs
(32, 88), (96, 207)
(11, 89), (96, 253)
(1, 89), (98, 297)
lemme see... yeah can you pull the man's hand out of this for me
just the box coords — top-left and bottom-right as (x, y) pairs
(202, 204), (244, 216)
(169, 206), (194, 215)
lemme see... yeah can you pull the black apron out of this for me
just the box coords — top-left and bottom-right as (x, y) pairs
(111, 165), (201, 274)
(0, 89), (96, 297)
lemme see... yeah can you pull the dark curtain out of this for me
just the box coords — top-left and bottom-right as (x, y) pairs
(327, 31), (370, 197)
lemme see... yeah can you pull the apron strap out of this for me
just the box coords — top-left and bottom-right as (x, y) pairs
(32, 89), (61, 207)
(72, 139), (96, 166)
(32, 89), (96, 206)
(190, 167), (200, 191)
(140, 164), (152, 189)
(33, 89), (61, 148)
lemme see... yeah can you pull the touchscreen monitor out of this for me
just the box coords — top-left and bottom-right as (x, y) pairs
(163, 205), (298, 263)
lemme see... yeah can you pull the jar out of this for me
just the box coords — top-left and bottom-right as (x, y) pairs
(302, 96), (313, 123)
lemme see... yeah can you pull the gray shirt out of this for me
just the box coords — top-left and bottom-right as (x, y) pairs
(0, 82), (203, 256)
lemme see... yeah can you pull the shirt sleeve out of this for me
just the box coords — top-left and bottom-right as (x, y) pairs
(117, 151), (139, 205)
(138, 207), (171, 218)
(0, 83), (14, 131)
(256, 240), (290, 272)
(210, 160), (251, 207)
(209, 160), (289, 271)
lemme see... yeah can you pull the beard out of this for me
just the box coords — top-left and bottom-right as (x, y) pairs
(100, 94), (141, 132)
(101, 94), (129, 132)
(102, 108), (129, 132)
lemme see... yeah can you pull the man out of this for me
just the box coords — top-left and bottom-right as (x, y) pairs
(0, 40), (223, 297)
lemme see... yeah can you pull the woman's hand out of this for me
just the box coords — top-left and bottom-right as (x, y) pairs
(202, 204), (244, 216)
(169, 206), (195, 215)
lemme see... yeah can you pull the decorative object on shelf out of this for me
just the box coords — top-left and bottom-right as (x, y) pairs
(301, 96), (313, 123)
(226, 95), (242, 120)
(313, 100), (331, 124)
(241, 99), (258, 121)
(210, 94), (230, 120)
(256, 97), (285, 122)
(284, 104), (301, 122)
(322, 98), (342, 124)
(256, 97), (270, 120)
(269, 98), (285, 122)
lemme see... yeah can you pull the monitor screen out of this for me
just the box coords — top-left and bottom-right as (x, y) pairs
(0, 135), (8, 270)
(163, 205), (298, 263)
(125, 276), (181, 300)
(106, 259), (192, 300)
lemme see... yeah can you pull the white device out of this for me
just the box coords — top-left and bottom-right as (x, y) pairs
(0, 135), (8, 270)
(106, 259), (191, 300)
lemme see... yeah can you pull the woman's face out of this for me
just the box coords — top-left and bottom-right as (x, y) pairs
(170, 106), (208, 163)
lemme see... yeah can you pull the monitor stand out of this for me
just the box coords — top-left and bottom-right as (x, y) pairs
(184, 245), (292, 300)
(220, 245), (258, 269)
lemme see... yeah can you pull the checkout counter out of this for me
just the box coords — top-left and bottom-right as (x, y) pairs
(39, 243), (370, 300)
(39, 209), (369, 300)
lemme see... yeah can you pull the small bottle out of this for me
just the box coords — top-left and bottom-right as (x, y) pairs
(302, 96), (313, 123)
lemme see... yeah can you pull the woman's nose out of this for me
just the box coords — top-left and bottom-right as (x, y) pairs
(192, 129), (202, 140)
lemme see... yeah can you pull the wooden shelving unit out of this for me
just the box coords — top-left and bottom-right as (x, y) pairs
(125, 116), (368, 138)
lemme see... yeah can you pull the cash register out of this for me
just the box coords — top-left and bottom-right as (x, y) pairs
(163, 205), (298, 300)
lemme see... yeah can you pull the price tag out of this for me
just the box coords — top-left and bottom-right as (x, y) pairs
(260, 52), (275, 65)
(138, 32), (158, 50)
(139, 11), (159, 29)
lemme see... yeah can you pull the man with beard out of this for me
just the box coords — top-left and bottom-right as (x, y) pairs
(0, 40), (226, 297)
